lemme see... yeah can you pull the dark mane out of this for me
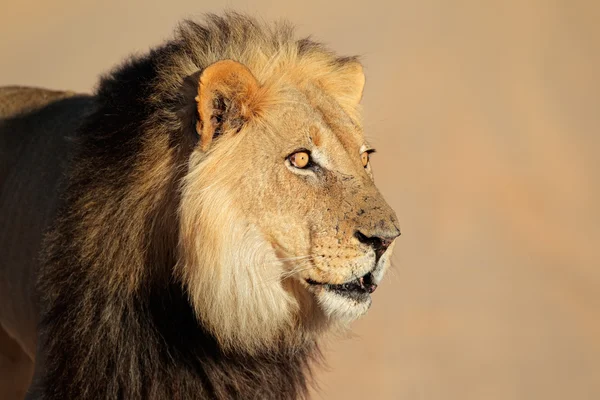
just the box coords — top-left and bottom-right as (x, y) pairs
(35, 13), (327, 399)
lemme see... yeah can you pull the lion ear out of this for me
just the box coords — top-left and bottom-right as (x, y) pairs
(195, 60), (262, 151)
(321, 60), (366, 106)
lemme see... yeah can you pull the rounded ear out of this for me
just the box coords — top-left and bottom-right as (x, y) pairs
(320, 60), (366, 107)
(195, 60), (262, 151)
(341, 60), (366, 104)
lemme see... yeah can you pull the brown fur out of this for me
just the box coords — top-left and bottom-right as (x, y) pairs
(0, 325), (33, 400)
(0, 87), (76, 119)
(0, 13), (399, 399)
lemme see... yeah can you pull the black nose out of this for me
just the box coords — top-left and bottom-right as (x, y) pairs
(354, 230), (400, 259)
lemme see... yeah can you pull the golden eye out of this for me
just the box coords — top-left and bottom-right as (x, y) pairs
(361, 151), (370, 167)
(289, 151), (310, 168)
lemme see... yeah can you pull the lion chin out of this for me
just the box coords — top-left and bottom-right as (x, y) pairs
(0, 12), (400, 400)
(299, 247), (394, 322)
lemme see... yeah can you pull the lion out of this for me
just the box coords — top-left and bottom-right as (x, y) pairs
(0, 13), (400, 399)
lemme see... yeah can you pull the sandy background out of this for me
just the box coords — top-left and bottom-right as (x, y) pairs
(1, 0), (599, 399)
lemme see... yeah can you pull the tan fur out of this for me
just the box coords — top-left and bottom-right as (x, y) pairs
(170, 18), (400, 352)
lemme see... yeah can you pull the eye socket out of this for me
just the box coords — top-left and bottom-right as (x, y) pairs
(289, 151), (311, 169)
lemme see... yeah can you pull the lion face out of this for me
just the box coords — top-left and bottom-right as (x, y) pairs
(243, 93), (400, 322)
(179, 59), (399, 352)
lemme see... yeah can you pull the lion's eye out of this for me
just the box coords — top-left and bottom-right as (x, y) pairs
(361, 151), (370, 168)
(289, 151), (311, 169)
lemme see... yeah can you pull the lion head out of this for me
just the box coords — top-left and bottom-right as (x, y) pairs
(174, 19), (401, 353)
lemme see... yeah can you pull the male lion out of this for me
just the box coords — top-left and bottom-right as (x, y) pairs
(0, 13), (400, 399)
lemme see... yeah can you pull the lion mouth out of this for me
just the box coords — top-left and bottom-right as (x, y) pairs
(306, 271), (377, 299)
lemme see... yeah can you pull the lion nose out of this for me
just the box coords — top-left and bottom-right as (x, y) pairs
(354, 229), (400, 259)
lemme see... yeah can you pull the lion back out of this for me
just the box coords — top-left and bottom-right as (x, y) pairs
(0, 87), (95, 357)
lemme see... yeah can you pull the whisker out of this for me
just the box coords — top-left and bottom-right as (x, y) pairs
(256, 254), (324, 285)
(262, 254), (325, 265)
(255, 262), (316, 287)
(276, 255), (314, 262)
(280, 265), (316, 280)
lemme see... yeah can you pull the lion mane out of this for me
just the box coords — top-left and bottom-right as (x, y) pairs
(0, 12), (400, 400)
(35, 14), (357, 400)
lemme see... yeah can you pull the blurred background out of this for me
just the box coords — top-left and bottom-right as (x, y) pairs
(1, 0), (599, 399)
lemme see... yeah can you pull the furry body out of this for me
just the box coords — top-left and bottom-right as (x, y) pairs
(0, 14), (399, 399)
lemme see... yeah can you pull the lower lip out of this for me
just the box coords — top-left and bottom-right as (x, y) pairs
(306, 273), (377, 297)
(325, 284), (372, 302)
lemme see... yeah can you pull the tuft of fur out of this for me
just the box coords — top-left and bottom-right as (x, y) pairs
(33, 13), (373, 399)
